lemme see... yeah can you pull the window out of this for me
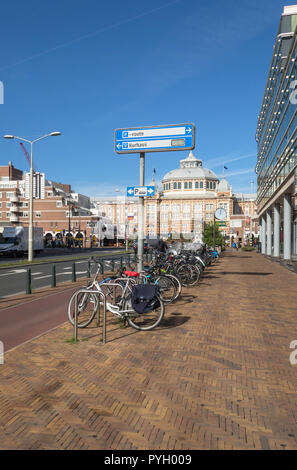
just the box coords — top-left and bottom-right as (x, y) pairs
(36, 211), (41, 218)
(23, 212), (28, 218)
(178, 182), (181, 189)
(188, 182), (192, 189)
(194, 203), (203, 213)
(1, 176), (9, 181)
(56, 201), (62, 207)
(47, 191), (53, 197)
(173, 182), (177, 189)
(0, 212), (2, 218)
(0, 203), (2, 208)
(6, 192), (14, 198)
(205, 204), (213, 212)
(195, 182), (199, 189)
(200, 182), (203, 188)
(206, 182), (209, 189)
(6, 202), (12, 208)
(0, 192), (2, 198)
(6, 212), (11, 217)
(184, 182), (188, 189)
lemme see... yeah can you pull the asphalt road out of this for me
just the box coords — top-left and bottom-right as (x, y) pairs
(0, 251), (135, 299)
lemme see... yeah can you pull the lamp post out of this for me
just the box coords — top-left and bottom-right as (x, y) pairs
(4, 132), (61, 262)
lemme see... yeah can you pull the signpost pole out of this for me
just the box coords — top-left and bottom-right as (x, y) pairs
(137, 152), (145, 272)
(213, 212), (216, 251)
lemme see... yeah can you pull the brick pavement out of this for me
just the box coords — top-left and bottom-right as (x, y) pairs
(0, 250), (297, 450)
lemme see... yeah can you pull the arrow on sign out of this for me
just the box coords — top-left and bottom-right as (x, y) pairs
(127, 189), (134, 195)
(186, 127), (192, 133)
(147, 188), (154, 194)
(116, 143), (122, 149)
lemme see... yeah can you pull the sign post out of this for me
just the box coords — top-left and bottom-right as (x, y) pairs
(115, 124), (195, 271)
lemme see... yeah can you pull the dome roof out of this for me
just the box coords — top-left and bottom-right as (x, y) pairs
(162, 151), (218, 181)
(217, 177), (231, 192)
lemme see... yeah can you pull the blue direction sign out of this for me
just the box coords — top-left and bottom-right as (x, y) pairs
(127, 186), (155, 197)
(115, 123), (195, 154)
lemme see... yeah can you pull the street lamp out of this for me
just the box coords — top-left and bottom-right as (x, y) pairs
(4, 132), (61, 262)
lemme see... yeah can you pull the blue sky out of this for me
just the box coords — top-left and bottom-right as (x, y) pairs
(0, 0), (289, 196)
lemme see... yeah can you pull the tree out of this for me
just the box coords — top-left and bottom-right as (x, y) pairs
(202, 222), (223, 248)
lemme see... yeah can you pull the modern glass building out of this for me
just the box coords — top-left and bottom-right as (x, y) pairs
(255, 5), (297, 259)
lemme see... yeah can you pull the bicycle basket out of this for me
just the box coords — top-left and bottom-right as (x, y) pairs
(131, 284), (160, 314)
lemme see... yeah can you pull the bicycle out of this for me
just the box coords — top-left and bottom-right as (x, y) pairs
(68, 257), (165, 331)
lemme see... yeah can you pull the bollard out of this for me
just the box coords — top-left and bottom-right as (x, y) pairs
(111, 258), (115, 272)
(51, 264), (56, 288)
(134, 252), (137, 261)
(72, 262), (76, 282)
(26, 268), (31, 294)
(87, 260), (91, 278)
(120, 255), (123, 270)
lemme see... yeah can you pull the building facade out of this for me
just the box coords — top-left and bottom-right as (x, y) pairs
(0, 163), (105, 247)
(94, 151), (258, 244)
(255, 5), (297, 259)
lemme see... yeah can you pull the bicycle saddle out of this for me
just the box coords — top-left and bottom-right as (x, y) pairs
(124, 271), (140, 277)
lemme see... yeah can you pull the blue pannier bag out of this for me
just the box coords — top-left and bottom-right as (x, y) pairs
(131, 284), (160, 314)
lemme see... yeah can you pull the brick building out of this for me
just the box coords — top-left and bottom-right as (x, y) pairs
(93, 151), (258, 244)
(0, 163), (103, 247)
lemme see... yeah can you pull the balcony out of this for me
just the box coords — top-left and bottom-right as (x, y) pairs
(10, 205), (20, 213)
(10, 195), (19, 203)
(10, 214), (19, 222)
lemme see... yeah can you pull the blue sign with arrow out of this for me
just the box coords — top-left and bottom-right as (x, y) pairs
(115, 123), (195, 154)
(127, 186), (155, 197)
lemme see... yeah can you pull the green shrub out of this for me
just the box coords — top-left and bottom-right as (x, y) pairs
(241, 246), (256, 251)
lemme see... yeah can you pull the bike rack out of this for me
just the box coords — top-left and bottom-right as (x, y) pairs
(73, 289), (107, 344)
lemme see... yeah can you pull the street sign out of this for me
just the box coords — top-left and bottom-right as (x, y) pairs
(115, 124), (195, 154)
(127, 186), (155, 197)
(216, 221), (227, 227)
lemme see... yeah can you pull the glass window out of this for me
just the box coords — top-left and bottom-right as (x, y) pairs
(200, 181), (203, 188)
(188, 182), (192, 189)
(174, 182), (177, 189)
(178, 182), (181, 189)
(184, 182), (188, 189)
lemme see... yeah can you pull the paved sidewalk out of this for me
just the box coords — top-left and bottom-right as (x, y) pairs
(0, 250), (297, 450)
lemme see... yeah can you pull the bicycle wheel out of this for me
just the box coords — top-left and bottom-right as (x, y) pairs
(153, 275), (176, 304)
(176, 264), (192, 286)
(164, 273), (182, 301)
(184, 264), (200, 287)
(67, 290), (98, 328)
(123, 294), (165, 331)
